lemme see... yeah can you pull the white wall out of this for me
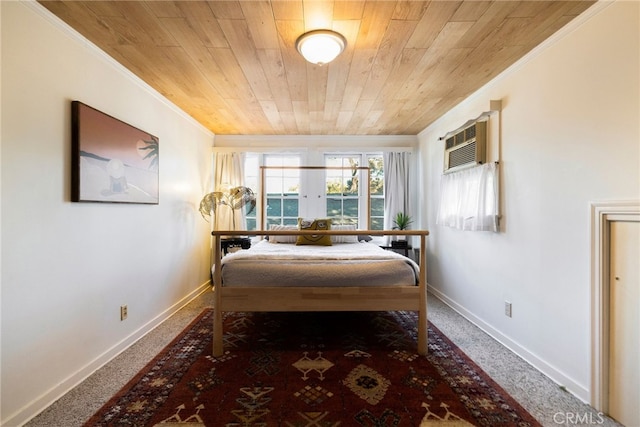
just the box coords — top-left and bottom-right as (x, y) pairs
(418, 0), (639, 402)
(1, 3), (214, 425)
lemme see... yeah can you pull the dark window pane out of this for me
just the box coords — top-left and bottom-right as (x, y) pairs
(371, 198), (384, 216)
(283, 199), (299, 217)
(326, 198), (342, 217)
(266, 198), (282, 216)
(371, 217), (384, 230)
(343, 199), (358, 216)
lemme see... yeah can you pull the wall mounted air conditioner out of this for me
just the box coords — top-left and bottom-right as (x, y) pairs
(443, 121), (487, 173)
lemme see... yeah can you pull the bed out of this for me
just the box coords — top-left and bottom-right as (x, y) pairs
(211, 228), (429, 357)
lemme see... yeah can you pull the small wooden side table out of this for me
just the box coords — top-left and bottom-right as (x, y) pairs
(221, 237), (252, 255)
(379, 242), (412, 258)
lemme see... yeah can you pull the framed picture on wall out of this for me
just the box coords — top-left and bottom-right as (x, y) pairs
(71, 101), (159, 204)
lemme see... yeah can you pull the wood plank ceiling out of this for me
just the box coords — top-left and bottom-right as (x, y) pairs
(38, 1), (595, 136)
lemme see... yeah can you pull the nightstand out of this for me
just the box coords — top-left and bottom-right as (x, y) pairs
(221, 237), (251, 255)
(379, 241), (412, 258)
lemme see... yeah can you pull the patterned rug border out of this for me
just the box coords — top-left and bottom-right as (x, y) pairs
(85, 309), (540, 427)
(84, 309), (215, 425)
(403, 312), (537, 424)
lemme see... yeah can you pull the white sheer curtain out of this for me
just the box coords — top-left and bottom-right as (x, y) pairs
(383, 152), (412, 244)
(213, 152), (246, 231)
(436, 162), (499, 232)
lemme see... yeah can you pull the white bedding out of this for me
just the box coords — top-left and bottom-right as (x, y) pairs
(218, 240), (419, 287)
(223, 239), (413, 262)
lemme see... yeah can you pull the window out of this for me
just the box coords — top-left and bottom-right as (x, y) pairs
(264, 155), (300, 227)
(244, 154), (302, 230)
(325, 155), (360, 225)
(368, 155), (384, 230)
(436, 162), (499, 232)
(244, 152), (384, 230)
(324, 154), (384, 229)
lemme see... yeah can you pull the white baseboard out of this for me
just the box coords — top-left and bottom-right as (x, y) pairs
(7, 281), (211, 427)
(428, 285), (590, 403)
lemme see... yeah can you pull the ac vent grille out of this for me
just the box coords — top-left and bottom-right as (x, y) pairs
(443, 121), (487, 173)
(448, 141), (477, 169)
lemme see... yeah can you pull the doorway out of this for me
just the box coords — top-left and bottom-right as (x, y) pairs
(608, 219), (639, 425)
(591, 201), (640, 425)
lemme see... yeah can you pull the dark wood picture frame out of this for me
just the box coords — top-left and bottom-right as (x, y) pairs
(71, 101), (159, 204)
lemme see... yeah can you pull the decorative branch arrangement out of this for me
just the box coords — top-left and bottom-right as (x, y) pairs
(199, 186), (256, 230)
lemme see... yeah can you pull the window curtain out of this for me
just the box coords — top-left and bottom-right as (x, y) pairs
(383, 152), (412, 244)
(213, 152), (246, 231)
(436, 162), (499, 232)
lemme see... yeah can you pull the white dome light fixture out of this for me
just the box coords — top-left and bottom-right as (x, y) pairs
(295, 30), (346, 66)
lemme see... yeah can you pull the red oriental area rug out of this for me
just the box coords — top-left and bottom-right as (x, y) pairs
(85, 309), (541, 426)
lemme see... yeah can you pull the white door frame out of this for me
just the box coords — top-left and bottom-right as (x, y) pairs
(590, 200), (640, 411)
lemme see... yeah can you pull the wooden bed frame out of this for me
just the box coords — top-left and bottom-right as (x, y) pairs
(211, 229), (429, 357)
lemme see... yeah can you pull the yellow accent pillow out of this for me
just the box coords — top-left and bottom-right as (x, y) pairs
(296, 218), (333, 246)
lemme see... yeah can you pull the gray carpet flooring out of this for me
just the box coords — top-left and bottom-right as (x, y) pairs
(25, 290), (623, 427)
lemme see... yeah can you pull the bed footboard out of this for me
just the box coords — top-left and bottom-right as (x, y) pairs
(211, 230), (428, 357)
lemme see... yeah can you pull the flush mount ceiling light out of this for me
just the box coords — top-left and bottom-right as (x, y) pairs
(295, 30), (346, 66)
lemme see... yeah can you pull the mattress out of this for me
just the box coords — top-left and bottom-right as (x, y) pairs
(218, 240), (419, 288)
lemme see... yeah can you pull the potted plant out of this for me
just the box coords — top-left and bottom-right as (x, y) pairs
(392, 212), (412, 247)
(393, 212), (413, 230)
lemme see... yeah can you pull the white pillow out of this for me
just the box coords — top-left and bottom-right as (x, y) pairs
(331, 224), (358, 243)
(269, 224), (297, 243)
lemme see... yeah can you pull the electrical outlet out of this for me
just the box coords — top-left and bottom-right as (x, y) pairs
(504, 301), (512, 318)
(120, 305), (128, 321)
